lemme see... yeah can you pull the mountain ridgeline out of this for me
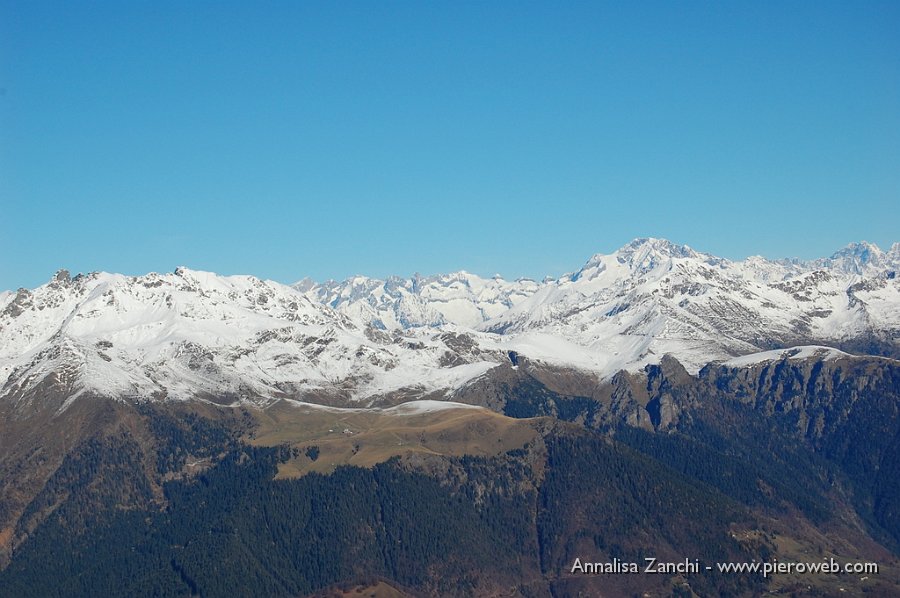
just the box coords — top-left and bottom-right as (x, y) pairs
(1, 238), (898, 407)
(1, 239), (900, 596)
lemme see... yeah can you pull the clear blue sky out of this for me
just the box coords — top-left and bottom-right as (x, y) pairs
(2, 1), (898, 290)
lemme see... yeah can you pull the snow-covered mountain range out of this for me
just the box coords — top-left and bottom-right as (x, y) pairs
(2, 239), (898, 410)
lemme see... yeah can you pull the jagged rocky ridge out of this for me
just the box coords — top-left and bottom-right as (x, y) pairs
(1, 238), (898, 409)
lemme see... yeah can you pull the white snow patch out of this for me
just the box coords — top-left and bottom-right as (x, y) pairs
(276, 398), (483, 415)
(723, 345), (850, 368)
(382, 400), (483, 415)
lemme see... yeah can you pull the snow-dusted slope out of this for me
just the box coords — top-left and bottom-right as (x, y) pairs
(297, 272), (540, 330)
(2, 239), (898, 409)
(721, 345), (851, 368)
(0, 269), (505, 409)
(481, 238), (900, 372)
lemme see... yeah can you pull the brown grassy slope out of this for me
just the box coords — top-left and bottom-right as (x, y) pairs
(247, 400), (543, 477)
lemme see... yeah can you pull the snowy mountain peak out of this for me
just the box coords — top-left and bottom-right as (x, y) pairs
(291, 277), (317, 293)
(619, 237), (698, 260)
(0, 268), (509, 409)
(572, 238), (715, 282)
(51, 269), (72, 285)
(614, 237), (698, 273)
(296, 270), (541, 330)
(824, 241), (891, 275)
(833, 240), (881, 258)
(2, 239), (898, 411)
